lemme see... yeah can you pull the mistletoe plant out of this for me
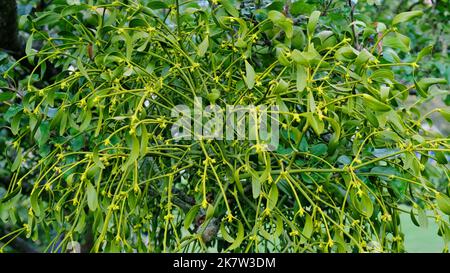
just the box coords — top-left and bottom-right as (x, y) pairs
(1, 0), (449, 253)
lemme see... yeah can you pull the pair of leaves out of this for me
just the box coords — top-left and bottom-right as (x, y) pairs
(414, 78), (447, 98)
(220, 220), (245, 251)
(268, 10), (293, 39)
(383, 33), (411, 53)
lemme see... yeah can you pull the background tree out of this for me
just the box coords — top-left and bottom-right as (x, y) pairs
(0, 0), (20, 54)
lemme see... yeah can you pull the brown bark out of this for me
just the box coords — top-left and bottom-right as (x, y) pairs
(0, 0), (21, 52)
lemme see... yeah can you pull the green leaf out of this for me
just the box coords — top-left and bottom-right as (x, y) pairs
(361, 94), (391, 112)
(11, 148), (22, 172)
(59, 112), (68, 136)
(439, 109), (450, 122)
(235, 37), (247, 48)
(124, 32), (133, 61)
(370, 69), (394, 82)
(267, 183), (279, 210)
(416, 45), (433, 62)
(259, 226), (272, 241)
(274, 214), (283, 238)
(268, 11), (293, 39)
(244, 60), (255, 89)
(374, 131), (401, 146)
(310, 143), (327, 156)
(387, 110), (406, 134)
(0, 92), (14, 102)
(34, 12), (60, 26)
(86, 181), (98, 211)
(265, 1), (285, 11)
(307, 11), (321, 37)
(276, 47), (291, 66)
(140, 125), (149, 157)
(317, 30), (336, 49)
(79, 108), (92, 131)
(296, 65), (307, 92)
(291, 49), (303, 64)
(75, 210), (86, 233)
(360, 194), (374, 218)
(0, 186), (21, 203)
(278, 20), (293, 39)
(205, 204), (215, 220)
(93, 146), (105, 169)
(351, 190), (374, 218)
(62, 4), (89, 16)
(383, 48), (401, 63)
(413, 76), (427, 98)
(30, 189), (41, 217)
(220, 221), (235, 243)
(404, 152), (421, 176)
(307, 91), (316, 112)
(291, 1), (315, 16)
(273, 79), (289, 94)
(221, 0), (239, 18)
(380, 86), (390, 101)
(392, 10), (423, 25)
(440, 223), (450, 243)
(383, 33), (410, 53)
(370, 166), (406, 198)
(35, 121), (50, 148)
(410, 208), (420, 227)
(324, 115), (341, 153)
(268, 10), (285, 25)
(184, 204), (200, 230)
(11, 113), (21, 135)
(147, 1), (168, 9)
(417, 78), (447, 93)
(251, 175), (261, 199)
(417, 207), (428, 229)
(436, 193), (450, 216)
(77, 57), (91, 83)
(335, 46), (358, 61)
(434, 151), (448, 164)
(67, 0), (81, 5)
(226, 220), (244, 251)
(306, 113), (324, 136)
(122, 135), (140, 171)
(291, 45), (320, 66)
(25, 33), (35, 62)
(197, 36), (209, 57)
(300, 213), (313, 243)
(355, 49), (375, 68)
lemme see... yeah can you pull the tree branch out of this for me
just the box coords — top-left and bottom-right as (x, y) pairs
(0, 0), (21, 55)
(348, 0), (360, 50)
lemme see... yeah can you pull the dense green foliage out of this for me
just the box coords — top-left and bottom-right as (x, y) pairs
(0, 0), (449, 253)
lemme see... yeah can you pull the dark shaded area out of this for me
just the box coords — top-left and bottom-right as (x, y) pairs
(0, 226), (38, 253)
(0, 0), (21, 55)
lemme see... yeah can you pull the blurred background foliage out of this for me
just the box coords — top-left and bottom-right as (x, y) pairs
(0, 0), (448, 252)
